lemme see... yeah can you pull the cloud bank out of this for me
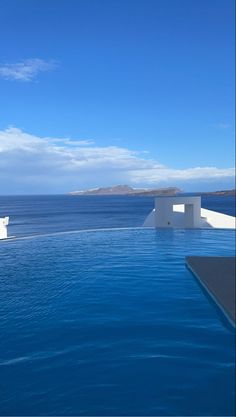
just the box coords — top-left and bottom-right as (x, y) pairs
(0, 59), (57, 81)
(0, 127), (234, 194)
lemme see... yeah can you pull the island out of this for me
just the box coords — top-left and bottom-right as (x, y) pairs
(68, 185), (181, 196)
(200, 189), (236, 196)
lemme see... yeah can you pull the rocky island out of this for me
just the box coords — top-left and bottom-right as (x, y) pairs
(201, 189), (236, 196)
(69, 185), (181, 196)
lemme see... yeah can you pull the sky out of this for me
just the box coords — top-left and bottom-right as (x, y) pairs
(0, 0), (235, 194)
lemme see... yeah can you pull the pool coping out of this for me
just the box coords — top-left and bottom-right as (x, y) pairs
(186, 256), (236, 328)
(0, 225), (235, 244)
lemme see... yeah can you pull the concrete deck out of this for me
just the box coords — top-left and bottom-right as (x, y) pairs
(186, 256), (235, 327)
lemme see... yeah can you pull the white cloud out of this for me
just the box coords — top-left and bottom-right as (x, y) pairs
(0, 127), (234, 193)
(0, 59), (57, 81)
(129, 166), (235, 184)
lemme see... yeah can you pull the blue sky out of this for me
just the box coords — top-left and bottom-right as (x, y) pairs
(0, 0), (235, 194)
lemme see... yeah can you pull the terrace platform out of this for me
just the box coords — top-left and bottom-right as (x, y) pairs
(186, 256), (235, 327)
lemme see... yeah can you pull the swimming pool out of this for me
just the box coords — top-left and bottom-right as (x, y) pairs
(0, 228), (235, 416)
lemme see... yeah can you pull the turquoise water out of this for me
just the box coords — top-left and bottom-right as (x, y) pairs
(0, 228), (235, 416)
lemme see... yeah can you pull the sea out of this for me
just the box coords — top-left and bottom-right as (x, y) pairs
(0, 194), (235, 237)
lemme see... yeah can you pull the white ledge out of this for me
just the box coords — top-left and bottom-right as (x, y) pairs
(143, 204), (235, 229)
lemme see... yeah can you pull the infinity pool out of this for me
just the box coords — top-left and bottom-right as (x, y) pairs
(0, 229), (235, 416)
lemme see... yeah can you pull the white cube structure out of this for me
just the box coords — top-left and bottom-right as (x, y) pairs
(0, 217), (9, 239)
(143, 196), (236, 229)
(154, 196), (201, 228)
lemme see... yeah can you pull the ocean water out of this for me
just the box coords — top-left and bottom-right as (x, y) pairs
(0, 194), (235, 237)
(0, 228), (235, 416)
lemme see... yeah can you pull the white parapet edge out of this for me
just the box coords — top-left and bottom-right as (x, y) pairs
(0, 216), (9, 239)
(143, 206), (236, 229)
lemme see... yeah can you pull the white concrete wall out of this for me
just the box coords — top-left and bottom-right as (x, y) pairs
(154, 196), (201, 228)
(143, 197), (236, 229)
(0, 217), (9, 239)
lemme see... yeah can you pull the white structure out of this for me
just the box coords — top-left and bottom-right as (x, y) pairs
(0, 217), (9, 239)
(143, 196), (236, 229)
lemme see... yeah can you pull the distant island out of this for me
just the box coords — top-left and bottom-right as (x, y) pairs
(69, 185), (181, 196)
(200, 189), (236, 196)
(69, 185), (236, 197)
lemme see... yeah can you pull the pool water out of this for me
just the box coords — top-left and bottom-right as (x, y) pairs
(0, 229), (235, 416)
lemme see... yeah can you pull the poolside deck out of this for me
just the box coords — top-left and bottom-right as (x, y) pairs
(186, 256), (235, 327)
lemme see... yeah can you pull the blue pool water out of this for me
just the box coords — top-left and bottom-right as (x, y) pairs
(0, 228), (235, 416)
